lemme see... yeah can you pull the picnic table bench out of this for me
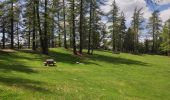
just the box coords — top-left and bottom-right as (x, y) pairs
(44, 59), (56, 66)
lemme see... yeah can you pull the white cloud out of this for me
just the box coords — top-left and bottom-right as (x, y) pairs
(101, 0), (170, 24)
(160, 8), (170, 22)
(101, 0), (152, 24)
(157, 0), (170, 5)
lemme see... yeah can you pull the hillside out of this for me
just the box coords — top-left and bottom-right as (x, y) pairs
(0, 48), (170, 100)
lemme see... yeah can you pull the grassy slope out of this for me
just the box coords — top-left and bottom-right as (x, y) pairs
(0, 48), (170, 100)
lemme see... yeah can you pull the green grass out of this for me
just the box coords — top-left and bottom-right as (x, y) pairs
(0, 48), (170, 100)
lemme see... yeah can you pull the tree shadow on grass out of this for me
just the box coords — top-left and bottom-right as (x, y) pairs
(49, 50), (148, 66)
(0, 63), (37, 73)
(14, 49), (98, 65)
(0, 51), (37, 73)
(0, 50), (45, 62)
(3, 49), (148, 67)
(0, 76), (51, 93)
(16, 49), (42, 55)
(88, 53), (148, 66)
(0, 51), (51, 93)
(49, 51), (101, 66)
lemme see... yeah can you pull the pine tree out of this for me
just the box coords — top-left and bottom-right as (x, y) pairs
(124, 28), (134, 52)
(0, 2), (8, 49)
(79, 0), (83, 54)
(71, 0), (77, 54)
(87, 0), (93, 54)
(148, 10), (162, 53)
(63, 0), (67, 49)
(131, 7), (144, 53)
(119, 12), (126, 52)
(108, 0), (119, 53)
(160, 19), (170, 55)
(10, 0), (14, 49)
(43, 0), (49, 55)
(32, 0), (36, 50)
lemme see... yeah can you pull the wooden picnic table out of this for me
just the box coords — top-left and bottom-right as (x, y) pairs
(44, 59), (56, 66)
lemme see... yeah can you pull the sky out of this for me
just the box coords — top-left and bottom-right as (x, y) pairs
(100, 0), (170, 41)
(101, 0), (170, 25)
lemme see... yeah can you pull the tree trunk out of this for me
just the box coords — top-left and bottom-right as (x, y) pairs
(17, 23), (20, 49)
(63, 0), (67, 49)
(91, 7), (96, 55)
(112, 30), (115, 52)
(57, 12), (61, 47)
(43, 0), (49, 55)
(72, 0), (77, 54)
(152, 17), (155, 53)
(58, 33), (61, 47)
(10, 1), (14, 49)
(79, 0), (83, 54)
(69, 23), (72, 48)
(36, 0), (43, 51)
(51, 23), (55, 48)
(2, 22), (5, 49)
(168, 20), (170, 56)
(51, 0), (56, 48)
(87, 0), (92, 54)
(32, 1), (36, 51)
(28, 23), (31, 49)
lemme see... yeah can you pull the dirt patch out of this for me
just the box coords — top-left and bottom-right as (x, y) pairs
(0, 49), (16, 53)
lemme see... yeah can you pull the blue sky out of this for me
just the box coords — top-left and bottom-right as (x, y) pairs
(146, 0), (170, 11)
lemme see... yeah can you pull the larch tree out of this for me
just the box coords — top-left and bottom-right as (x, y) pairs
(87, 0), (93, 54)
(119, 12), (126, 52)
(43, 0), (49, 55)
(131, 7), (144, 53)
(0, 2), (8, 49)
(10, 0), (14, 49)
(161, 19), (170, 55)
(79, 0), (83, 54)
(108, 0), (119, 53)
(148, 10), (162, 53)
(71, 0), (77, 55)
(63, 0), (67, 49)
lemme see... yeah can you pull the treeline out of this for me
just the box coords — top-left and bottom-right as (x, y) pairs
(0, 0), (170, 56)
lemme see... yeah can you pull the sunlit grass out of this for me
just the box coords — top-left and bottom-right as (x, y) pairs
(0, 48), (170, 100)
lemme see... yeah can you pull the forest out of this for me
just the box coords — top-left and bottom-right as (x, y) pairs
(0, 0), (169, 55)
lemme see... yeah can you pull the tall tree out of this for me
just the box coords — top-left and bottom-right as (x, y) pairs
(91, 1), (103, 54)
(57, 11), (62, 47)
(160, 19), (170, 55)
(131, 7), (144, 53)
(63, 0), (67, 49)
(119, 12), (126, 52)
(148, 10), (162, 53)
(79, 0), (83, 54)
(35, 0), (45, 54)
(71, 0), (77, 54)
(10, 0), (14, 49)
(50, 0), (58, 48)
(124, 28), (134, 52)
(108, 0), (119, 53)
(87, 0), (93, 54)
(32, 0), (36, 50)
(43, 0), (49, 55)
(0, 2), (7, 49)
